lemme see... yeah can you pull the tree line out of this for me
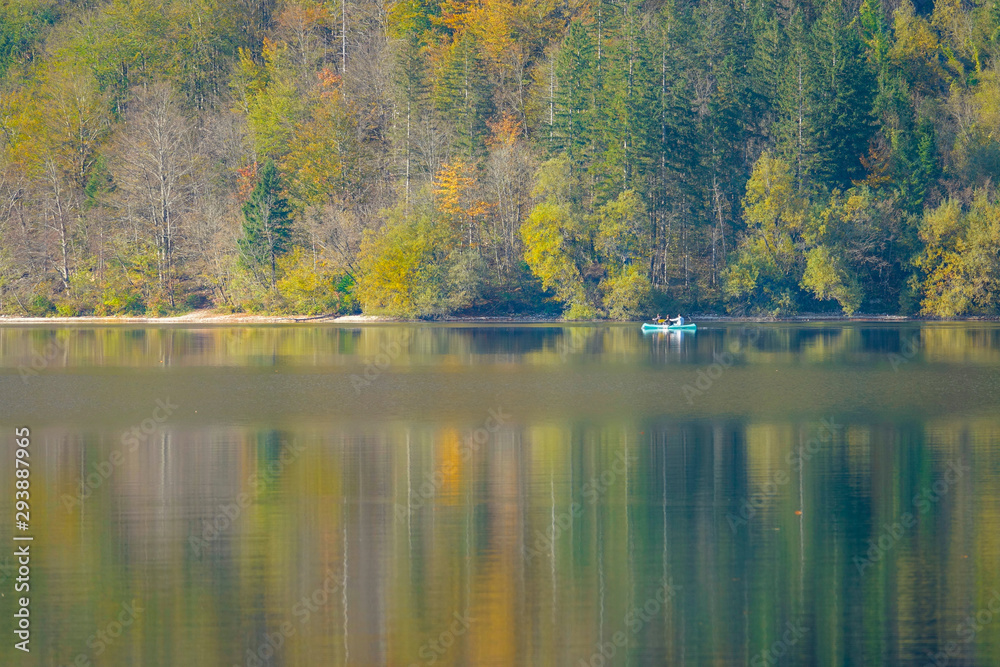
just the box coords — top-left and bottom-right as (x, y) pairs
(0, 0), (998, 318)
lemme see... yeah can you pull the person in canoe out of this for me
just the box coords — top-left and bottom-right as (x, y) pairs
(669, 314), (685, 326)
(654, 314), (667, 324)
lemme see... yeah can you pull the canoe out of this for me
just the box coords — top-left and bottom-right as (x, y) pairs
(641, 322), (697, 332)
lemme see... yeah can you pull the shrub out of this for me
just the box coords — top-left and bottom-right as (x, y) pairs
(601, 266), (652, 320)
(28, 294), (56, 316)
(276, 248), (355, 315)
(96, 284), (145, 316)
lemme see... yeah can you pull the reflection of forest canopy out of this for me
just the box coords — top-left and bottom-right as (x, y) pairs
(8, 325), (1000, 372)
(32, 415), (1000, 664)
(0, 0), (998, 318)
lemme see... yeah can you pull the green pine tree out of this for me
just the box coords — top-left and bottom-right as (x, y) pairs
(432, 33), (492, 157)
(553, 20), (598, 172)
(592, 0), (656, 200)
(775, 9), (821, 192)
(748, 0), (784, 143)
(240, 159), (293, 289)
(393, 33), (430, 206)
(807, 0), (877, 188)
(646, 1), (701, 294)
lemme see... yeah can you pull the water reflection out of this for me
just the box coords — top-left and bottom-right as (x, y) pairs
(0, 323), (999, 665)
(2, 322), (1000, 370)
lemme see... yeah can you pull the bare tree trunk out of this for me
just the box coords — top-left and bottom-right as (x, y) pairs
(548, 56), (555, 146)
(405, 98), (411, 211)
(43, 161), (73, 291)
(797, 58), (804, 191)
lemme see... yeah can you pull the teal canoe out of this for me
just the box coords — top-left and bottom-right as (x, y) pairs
(641, 322), (697, 332)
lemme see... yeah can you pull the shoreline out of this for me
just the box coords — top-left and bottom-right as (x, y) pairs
(0, 310), (996, 326)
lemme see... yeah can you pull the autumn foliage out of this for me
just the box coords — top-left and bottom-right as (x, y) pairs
(0, 0), (999, 318)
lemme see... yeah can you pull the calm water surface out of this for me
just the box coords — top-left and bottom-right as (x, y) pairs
(1, 322), (999, 666)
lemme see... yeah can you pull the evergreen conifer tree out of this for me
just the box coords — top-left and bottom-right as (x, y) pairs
(240, 159), (293, 288)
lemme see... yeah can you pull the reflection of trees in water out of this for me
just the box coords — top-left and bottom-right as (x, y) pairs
(5, 324), (1000, 372)
(23, 404), (1000, 665)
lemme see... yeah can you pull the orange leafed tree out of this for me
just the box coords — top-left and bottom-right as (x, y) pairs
(277, 0), (331, 32)
(433, 160), (476, 217)
(465, 0), (519, 66)
(434, 160), (493, 247)
(435, 0), (477, 34)
(856, 138), (892, 188)
(236, 162), (259, 200)
(435, 160), (491, 213)
(487, 114), (522, 148)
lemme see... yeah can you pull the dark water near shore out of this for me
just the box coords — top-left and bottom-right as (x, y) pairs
(1, 322), (999, 666)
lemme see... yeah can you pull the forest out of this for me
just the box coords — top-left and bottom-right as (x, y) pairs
(0, 0), (998, 318)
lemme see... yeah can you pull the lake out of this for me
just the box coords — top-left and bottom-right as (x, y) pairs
(1, 322), (999, 666)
